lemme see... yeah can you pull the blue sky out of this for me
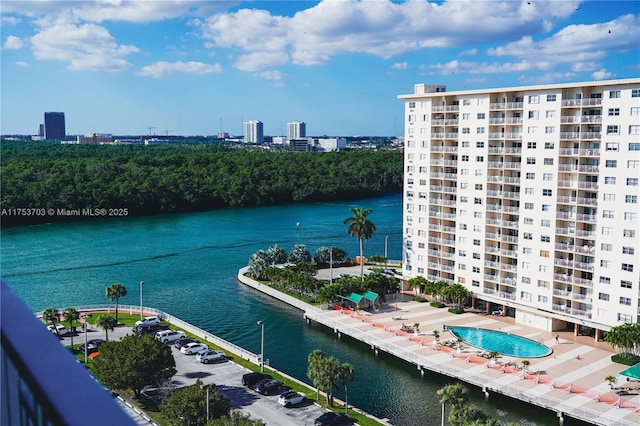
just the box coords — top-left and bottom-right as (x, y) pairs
(1, 1), (638, 137)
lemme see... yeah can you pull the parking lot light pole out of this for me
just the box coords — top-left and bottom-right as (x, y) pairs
(257, 320), (264, 372)
(139, 281), (144, 320)
(81, 314), (89, 363)
(385, 235), (389, 265)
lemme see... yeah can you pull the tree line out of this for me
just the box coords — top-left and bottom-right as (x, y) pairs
(0, 141), (403, 226)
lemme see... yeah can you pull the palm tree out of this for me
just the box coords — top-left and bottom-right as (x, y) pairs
(63, 307), (80, 348)
(605, 375), (617, 389)
(437, 383), (469, 426)
(42, 307), (60, 335)
(336, 362), (355, 414)
(95, 314), (118, 341)
(407, 276), (429, 295)
(343, 207), (376, 279)
(106, 283), (127, 322)
(307, 349), (326, 401)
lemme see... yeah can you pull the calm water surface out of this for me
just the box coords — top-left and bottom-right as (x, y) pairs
(2, 194), (575, 425)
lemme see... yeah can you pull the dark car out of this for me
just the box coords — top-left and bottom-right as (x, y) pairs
(241, 372), (271, 388)
(254, 378), (282, 395)
(314, 412), (350, 426)
(132, 322), (170, 335)
(77, 339), (105, 354)
(174, 337), (199, 349)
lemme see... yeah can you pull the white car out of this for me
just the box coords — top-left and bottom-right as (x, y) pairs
(154, 330), (186, 344)
(180, 342), (208, 355)
(47, 324), (68, 335)
(196, 349), (226, 364)
(277, 391), (307, 407)
(135, 316), (160, 328)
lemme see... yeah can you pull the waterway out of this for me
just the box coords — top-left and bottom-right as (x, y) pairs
(1, 194), (580, 425)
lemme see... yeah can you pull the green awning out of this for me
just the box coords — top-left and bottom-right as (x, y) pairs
(362, 291), (379, 302)
(345, 293), (364, 304)
(620, 363), (640, 380)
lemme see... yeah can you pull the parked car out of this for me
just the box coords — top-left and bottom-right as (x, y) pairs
(196, 349), (226, 364)
(132, 322), (169, 335)
(47, 324), (68, 336)
(180, 342), (208, 355)
(135, 316), (160, 328)
(242, 372), (272, 388)
(314, 412), (350, 426)
(77, 339), (105, 354)
(155, 330), (186, 344)
(174, 337), (199, 349)
(277, 390), (306, 407)
(254, 378), (282, 395)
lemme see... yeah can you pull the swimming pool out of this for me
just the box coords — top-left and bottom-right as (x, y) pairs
(445, 326), (552, 358)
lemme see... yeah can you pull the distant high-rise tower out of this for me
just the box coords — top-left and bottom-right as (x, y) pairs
(287, 121), (306, 140)
(243, 120), (264, 144)
(44, 112), (66, 140)
(38, 124), (44, 137)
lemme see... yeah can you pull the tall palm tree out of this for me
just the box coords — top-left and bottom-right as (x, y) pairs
(437, 383), (469, 426)
(42, 307), (60, 335)
(307, 349), (326, 401)
(96, 314), (118, 342)
(106, 283), (127, 322)
(343, 207), (376, 279)
(336, 362), (355, 414)
(63, 307), (80, 348)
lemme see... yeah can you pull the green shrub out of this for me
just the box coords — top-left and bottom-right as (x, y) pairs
(430, 301), (446, 308)
(413, 296), (427, 303)
(448, 307), (464, 314)
(612, 353), (640, 366)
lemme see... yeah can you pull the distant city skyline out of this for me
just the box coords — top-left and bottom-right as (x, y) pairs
(1, 1), (638, 136)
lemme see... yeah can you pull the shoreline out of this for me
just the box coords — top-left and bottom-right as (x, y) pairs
(238, 266), (640, 426)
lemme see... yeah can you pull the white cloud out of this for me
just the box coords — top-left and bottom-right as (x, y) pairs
(3, 35), (24, 50)
(196, 0), (580, 70)
(1, 16), (22, 26)
(592, 69), (615, 80)
(135, 60), (222, 78)
(30, 24), (139, 71)
(460, 48), (478, 56)
(15, 61), (29, 67)
(235, 52), (289, 72)
(391, 62), (408, 70)
(256, 70), (284, 81)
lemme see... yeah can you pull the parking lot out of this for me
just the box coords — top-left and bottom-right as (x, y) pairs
(59, 322), (333, 425)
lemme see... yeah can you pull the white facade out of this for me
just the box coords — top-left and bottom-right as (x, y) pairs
(77, 133), (114, 144)
(287, 121), (306, 140)
(244, 120), (264, 144)
(317, 137), (346, 152)
(399, 79), (640, 334)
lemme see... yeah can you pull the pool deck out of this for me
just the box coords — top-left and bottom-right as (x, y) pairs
(303, 299), (640, 426)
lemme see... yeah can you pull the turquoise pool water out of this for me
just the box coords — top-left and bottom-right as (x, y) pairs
(446, 326), (552, 358)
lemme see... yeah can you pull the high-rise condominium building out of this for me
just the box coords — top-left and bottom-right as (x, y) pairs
(243, 120), (264, 144)
(287, 121), (306, 140)
(398, 79), (640, 338)
(44, 112), (66, 140)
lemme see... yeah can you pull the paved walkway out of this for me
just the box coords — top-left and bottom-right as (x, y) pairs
(306, 298), (640, 426)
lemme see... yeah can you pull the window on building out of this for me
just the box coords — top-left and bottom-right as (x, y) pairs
(600, 260), (611, 268)
(608, 108), (620, 116)
(605, 177), (616, 184)
(473, 253), (481, 259)
(541, 219), (551, 227)
(603, 193), (615, 201)
(472, 266), (480, 273)
(631, 106), (640, 115)
(461, 141), (470, 148)
(462, 155), (469, 162)
(458, 236), (466, 243)
(602, 226), (613, 235)
(458, 264), (466, 270)
(524, 232), (532, 240)
(629, 125), (640, 135)
(462, 128), (470, 134)
(625, 195), (638, 204)
(541, 204), (551, 211)
(523, 247), (532, 254)
(601, 243), (612, 251)
(628, 160), (639, 168)
(541, 235), (551, 242)
(539, 265), (549, 273)
(542, 189), (552, 196)
(540, 250), (550, 258)
(622, 263), (634, 272)
(619, 313), (632, 323)
(546, 94), (556, 102)
(627, 178), (639, 186)
(545, 142), (554, 149)
(543, 173), (553, 181)
(474, 198), (482, 205)
(543, 158), (553, 165)
(475, 170), (484, 176)
(476, 156), (484, 162)
(538, 295), (548, 303)
(620, 297), (631, 306)
(527, 157), (536, 164)
(473, 212), (482, 218)
(527, 141), (537, 149)
(408, 102), (415, 108)
(599, 293), (610, 301)
(603, 210), (614, 219)
(473, 225), (481, 232)
(477, 113), (485, 119)
(522, 277), (531, 284)
(605, 160), (617, 168)
(621, 280), (632, 289)
(477, 127), (485, 134)
(524, 218), (533, 225)
(600, 276), (611, 284)
(632, 89), (640, 98)
(629, 143), (640, 151)
(624, 212), (637, 220)
(622, 246), (635, 255)
(528, 110), (538, 119)
(460, 169), (469, 175)
(463, 99), (471, 106)
(606, 125), (619, 134)
(472, 280), (480, 287)
(528, 95), (539, 104)
(524, 202), (533, 210)
(525, 187), (534, 195)
(459, 250), (466, 256)
(609, 90), (620, 98)
(606, 142), (619, 151)
(475, 184), (483, 190)
(462, 113), (470, 121)
(522, 261), (530, 269)
(476, 141), (484, 148)
(526, 172), (535, 179)
(473, 239), (480, 246)
(545, 126), (555, 134)
(623, 229), (636, 237)
(546, 110), (556, 119)
(528, 126), (537, 134)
